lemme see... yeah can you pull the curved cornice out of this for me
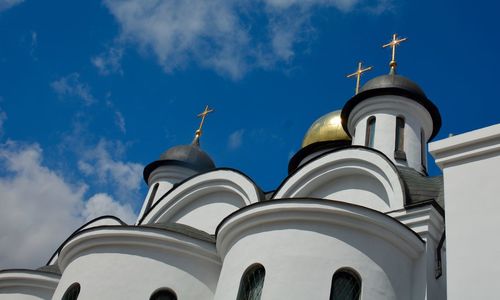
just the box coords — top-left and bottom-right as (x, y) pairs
(46, 215), (126, 266)
(273, 146), (407, 210)
(58, 225), (220, 272)
(288, 140), (352, 174)
(139, 168), (264, 225)
(0, 269), (60, 290)
(216, 199), (424, 260)
(341, 86), (441, 141)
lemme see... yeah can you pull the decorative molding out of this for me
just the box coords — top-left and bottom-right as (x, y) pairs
(58, 226), (220, 272)
(274, 148), (406, 212)
(141, 169), (262, 225)
(0, 270), (60, 291)
(430, 124), (500, 169)
(216, 199), (424, 260)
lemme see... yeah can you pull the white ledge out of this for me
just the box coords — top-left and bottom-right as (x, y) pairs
(0, 270), (60, 290)
(430, 124), (500, 169)
(58, 226), (220, 272)
(217, 199), (424, 260)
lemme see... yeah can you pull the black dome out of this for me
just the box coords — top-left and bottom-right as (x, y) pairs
(159, 144), (215, 171)
(359, 74), (426, 98)
(143, 143), (215, 183)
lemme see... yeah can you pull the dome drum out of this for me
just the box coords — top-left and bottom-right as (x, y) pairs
(341, 74), (441, 141)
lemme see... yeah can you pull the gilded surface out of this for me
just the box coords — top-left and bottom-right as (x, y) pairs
(302, 110), (351, 148)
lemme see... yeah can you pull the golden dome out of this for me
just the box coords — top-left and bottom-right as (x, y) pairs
(302, 110), (351, 148)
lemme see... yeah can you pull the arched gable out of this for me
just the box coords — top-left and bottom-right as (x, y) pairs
(273, 148), (406, 212)
(141, 169), (262, 234)
(46, 216), (126, 266)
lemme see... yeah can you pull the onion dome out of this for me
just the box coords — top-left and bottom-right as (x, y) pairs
(289, 109), (351, 174)
(143, 106), (216, 183)
(359, 74), (426, 98)
(143, 136), (215, 184)
(341, 74), (441, 140)
(302, 110), (351, 148)
(158, 137), (215, 171)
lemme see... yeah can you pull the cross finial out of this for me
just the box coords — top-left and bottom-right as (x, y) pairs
(382, 33), (407, 74)
(346, 62), (373, 94)
(193, 105), (214, 144)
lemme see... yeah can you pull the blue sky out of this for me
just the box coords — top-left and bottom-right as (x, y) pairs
(0, 0), (498, 268)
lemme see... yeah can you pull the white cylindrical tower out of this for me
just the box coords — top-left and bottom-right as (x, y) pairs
(137, 136), (215, 223)
(341, 74), (441, 174)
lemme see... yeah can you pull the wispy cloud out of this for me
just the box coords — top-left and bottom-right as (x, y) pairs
(92, 46), (124, 76)
(102, 0), (390, 79)
(228, 129), (245, 150)
(115, 111), (126, 133)
(30, 30), (37, 60)
(0, 106), (7, 137)
(77, 139), (143, 202)
(0, 141), (136, 269)
(0, 0), (24, 12)
(51, 73), (96, 105)
(83, 193), (135, 222)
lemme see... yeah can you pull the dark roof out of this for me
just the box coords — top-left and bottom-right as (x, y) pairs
(397, 166), (444, 210)
(341, 74), (442, 141)
(142, 222), (215, 243)
(159, 144), (215, 169)
(143, 144), (215, 183)
(36, 264), (61, 275)
(359, 74), (427, 98)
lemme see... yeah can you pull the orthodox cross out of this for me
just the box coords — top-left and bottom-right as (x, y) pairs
(382, 33), (407, 74)
(195, 105), (214, 139)
(347, 62), (373, 94)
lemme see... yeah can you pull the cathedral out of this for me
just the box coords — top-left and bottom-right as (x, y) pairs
(1, 34), (499, 300)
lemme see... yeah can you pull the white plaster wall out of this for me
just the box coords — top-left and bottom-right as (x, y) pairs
(349, 96), (434, 173)
(309, 173), (390, 211)
(430, 124), (500, 300)
(171, 191), (245, 234)
(216, 224), (413, 300)
(54, 228), (221, 300)
(388, 205), (447, 299)
(215, 201), (424, 300)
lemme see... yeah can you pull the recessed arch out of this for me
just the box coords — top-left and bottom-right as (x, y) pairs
(141, 169), (262, 234)
(274, 147), (406, 212)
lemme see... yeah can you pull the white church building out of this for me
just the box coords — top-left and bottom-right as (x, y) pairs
(1, 35), (500, 300)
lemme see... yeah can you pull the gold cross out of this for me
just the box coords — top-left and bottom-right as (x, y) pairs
(382, 33), (407, 74)
(195, 105), (214, 138)
(347, 62), (373, 94)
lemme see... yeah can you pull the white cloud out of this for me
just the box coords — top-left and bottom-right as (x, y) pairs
(102, 0), (388, 79)
(0, 0), (24, 12)
(92, 46), (124, 75)
(30, 30), (37, 60)
(115, 111), (126, 133)
(51, 73), (96, 105)
(83, 193), (135, 224)
(77, 139), (143, 201)
(0, 141), (137, 269)
(0, 107), (6, 137)
(228, 129), (245, 150)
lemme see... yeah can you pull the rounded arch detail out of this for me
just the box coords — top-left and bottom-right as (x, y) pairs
(274, 148), (405, 212)
(141, 169), (262, 233)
